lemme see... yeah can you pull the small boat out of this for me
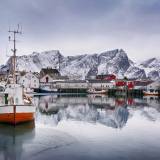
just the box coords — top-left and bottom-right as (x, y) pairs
(87, 88), (107, 94)
(39, 85), (58, 93)
(24, 87), (35, 94)
(143, 90), (160, 96)
(39, 80), (65, 93)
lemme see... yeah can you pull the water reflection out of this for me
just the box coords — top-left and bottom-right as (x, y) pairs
(0, 122), (35, 160)
(35, 95), (160, 129)
(0, 95), (160, 160)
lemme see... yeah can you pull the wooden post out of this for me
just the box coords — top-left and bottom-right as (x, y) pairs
(13, 105), (16, 126)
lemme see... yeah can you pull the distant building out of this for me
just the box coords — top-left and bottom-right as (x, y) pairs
(88, 79), (114, 90)
(134, 80), (153, 90)
(146, 80), (160, 93)
(40, 68), (68, 83)
(56, 80), (88, 89)
(115, 79), (137, 90)
(96, 74), (116, 81)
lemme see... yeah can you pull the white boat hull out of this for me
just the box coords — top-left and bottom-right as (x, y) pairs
(0, 105), (36, 124)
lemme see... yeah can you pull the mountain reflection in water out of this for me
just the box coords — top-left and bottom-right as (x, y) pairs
(0, 95), (160, 160)
(35, 95), (160, 129)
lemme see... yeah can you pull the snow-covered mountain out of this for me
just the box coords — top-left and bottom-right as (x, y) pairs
(0, 49), (159, 80)
(138, 58), (160, 80)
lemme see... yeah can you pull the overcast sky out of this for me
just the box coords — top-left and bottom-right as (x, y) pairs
(0, 0), (160, 64)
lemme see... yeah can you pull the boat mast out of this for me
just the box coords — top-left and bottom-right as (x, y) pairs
(58, 51), (61, 72)
(8, 25), (22, 84)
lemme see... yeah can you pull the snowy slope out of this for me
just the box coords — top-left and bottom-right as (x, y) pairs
(0, 49), (159, 80)
(137, 58), (160, 80)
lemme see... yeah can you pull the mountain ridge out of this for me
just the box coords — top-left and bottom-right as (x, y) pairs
(0, 49), (159, 80)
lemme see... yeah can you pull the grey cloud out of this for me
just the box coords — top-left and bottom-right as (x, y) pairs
(0, 0), (160, 64)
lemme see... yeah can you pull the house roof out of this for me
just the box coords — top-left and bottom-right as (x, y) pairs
(58, 80), (87, 83)
(146, 80), (160, 86)
(96, 74), (116, 77)
(87, 79), (113, 83)
(115, 78), (137, 81)
(40, 68), (60, 78)
(17, 71), (40, 81)
(134, 80), (153, 86)
(40, 68), (59, 74)
(33, 72), (40, 79)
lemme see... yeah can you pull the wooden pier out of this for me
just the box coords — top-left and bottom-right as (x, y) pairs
(108, 89), (143, 97)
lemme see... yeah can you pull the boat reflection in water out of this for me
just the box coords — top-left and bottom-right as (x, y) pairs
(0, 95), (160, 160)
(0, 122), (35, 160)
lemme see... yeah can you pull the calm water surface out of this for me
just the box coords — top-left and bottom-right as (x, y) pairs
(0, 95), (160, 160)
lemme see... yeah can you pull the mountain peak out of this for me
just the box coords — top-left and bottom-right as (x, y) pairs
(0, 49), (159, 80)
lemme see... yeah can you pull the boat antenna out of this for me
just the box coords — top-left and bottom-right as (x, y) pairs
(8, 24), (22, 84)
(58, 51), (61, 72)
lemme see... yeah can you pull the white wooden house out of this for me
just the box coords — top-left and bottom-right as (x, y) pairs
(39, 68), (68, 83)
(134, 80), (153, 90)
(40, 74), (53, 83)
(146, 80), (160, 93)
(17, 72), (39, 89)
(55, 80), (114, 90)
(39, 68), (69, 92)
(88, 80), (114, 90)
(56, 80), (88, 89)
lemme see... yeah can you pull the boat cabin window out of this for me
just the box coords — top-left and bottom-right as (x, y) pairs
(0, 86), (5, 92)
(150, 89), (154, 92)
(16, 97), (18, 104)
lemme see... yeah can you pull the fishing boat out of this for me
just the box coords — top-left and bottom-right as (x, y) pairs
(39, 80), (65, 93)
(143, 90), (160, 96)
(0, 26), (36, 125)
(39, 85), (58, 93)
(87, 88), (107, 94)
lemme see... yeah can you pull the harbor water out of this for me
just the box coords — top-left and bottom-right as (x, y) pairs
(0, 95), (160, 160)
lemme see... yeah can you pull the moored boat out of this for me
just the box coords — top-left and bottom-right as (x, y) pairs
(143, 90), (160, 96)
(39, 85), (58, 93)
(87, 88), (107, 94)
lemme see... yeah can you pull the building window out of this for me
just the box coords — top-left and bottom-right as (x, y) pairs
(34, 80), (36, 82)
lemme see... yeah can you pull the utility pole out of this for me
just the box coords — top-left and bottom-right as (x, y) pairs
(8, 25), (22, 84)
